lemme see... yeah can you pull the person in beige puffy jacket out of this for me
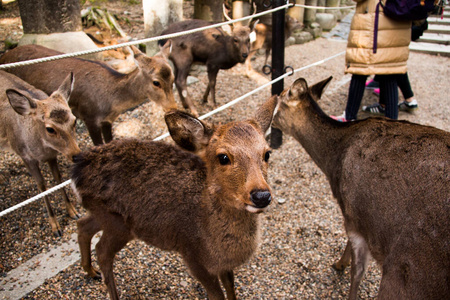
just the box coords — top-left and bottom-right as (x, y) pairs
(333, 0), (412, 121)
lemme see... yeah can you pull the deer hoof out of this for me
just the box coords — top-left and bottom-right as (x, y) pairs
(332, 262), (346, 272)
(53, 229), (63, 238)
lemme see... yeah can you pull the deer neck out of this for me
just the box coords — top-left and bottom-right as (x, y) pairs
(200, 190), (260, 274)
(276, 101), (348, 177)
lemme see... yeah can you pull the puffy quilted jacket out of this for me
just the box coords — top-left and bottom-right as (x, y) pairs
(345, 0), (412, 75)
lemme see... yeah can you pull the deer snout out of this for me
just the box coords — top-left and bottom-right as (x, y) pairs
(242, 53), (248, 59)
(247, 189), (271, 213)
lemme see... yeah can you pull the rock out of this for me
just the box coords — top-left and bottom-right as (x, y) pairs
(293, 31), (313, 44)
(315, 13), (337, 31)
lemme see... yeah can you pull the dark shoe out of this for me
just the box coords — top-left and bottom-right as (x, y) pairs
(362, 103), (385, 115)
(398, 99), (418, 113)
(365, 79), (379, 90)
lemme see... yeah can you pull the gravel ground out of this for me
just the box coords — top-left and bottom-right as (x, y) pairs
(1, 1), (449, 299)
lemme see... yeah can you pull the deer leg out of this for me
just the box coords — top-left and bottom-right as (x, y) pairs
(332, 239), (352, 271)
(101, 122), (113, 144)
(47, 158), (79, 219)
(183, 256), (224, 300)
(348, 232), (371, 300)
(23, 160), (62, 237)
(77, 213), (102, 278)
(85, 122), (104, 145)
(203, 65), (219, 105)
(220, 270), (236, 300)
(95, 215), (132, 300)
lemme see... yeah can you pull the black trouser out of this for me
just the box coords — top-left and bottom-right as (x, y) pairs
(374, 73), (414, 104)
(345, 74), (399, 120)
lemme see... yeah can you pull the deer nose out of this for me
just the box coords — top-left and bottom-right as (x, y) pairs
(242, 53), (248, 59)
(250, 190), (272, 208)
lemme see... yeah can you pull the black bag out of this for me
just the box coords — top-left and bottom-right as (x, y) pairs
(382, 0), (437, 21)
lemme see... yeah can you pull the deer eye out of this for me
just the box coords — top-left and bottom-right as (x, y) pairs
(233, 38), (238, 43)
(264, 151), (271, 162)
(153, 81), (161, 87)
(218, 154), (230, 165)
(46, 127), (56, 135)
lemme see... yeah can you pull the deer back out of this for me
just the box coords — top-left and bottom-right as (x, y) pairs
(0, 44), (176, 123)
(160, 19), (251, 67)
(71, 96), (278, 275)
(0, 70), (80, 162)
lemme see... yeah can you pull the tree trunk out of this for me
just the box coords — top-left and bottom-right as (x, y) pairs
(143, 0), (183, 56)
(17, 0), (81, 34)
(194, 0), (223, 22)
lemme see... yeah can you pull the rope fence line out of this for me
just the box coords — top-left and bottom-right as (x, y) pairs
(0, 51), (346, 218)
(0, 3), (291, 70)
(295, 4), (356, 10)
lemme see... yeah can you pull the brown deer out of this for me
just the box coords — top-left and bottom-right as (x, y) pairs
(157, 17), (254, 117)
(245, 14), (303, 75)
(71, 96), (279, 300)
(272, 77), (450, 299)
(0, 70), (80, 237)
(0, 42), (177, 145)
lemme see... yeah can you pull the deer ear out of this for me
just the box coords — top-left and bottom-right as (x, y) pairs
(289, 78), (309, 99)
(130, 45), (143, 56)
(254, 95), (280, 135)
(165, 110), (212, 152)
(6, 89), (37, 115)
(157, 40), (172, 60)
(310, 76), (332, 101)
(54, 72), (74, 103)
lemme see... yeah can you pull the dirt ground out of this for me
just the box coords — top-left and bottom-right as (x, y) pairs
(1, 0), (449, 299)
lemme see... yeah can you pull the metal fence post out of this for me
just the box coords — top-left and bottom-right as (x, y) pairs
(270, 0), (285, 149)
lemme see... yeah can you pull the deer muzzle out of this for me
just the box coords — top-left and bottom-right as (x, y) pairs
(247, 189), (271, 213)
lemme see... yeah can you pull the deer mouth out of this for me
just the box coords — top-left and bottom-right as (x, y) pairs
(245, 204), (267, 214)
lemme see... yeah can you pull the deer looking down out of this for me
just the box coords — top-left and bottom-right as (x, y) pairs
(71, 96), (278, 300)
(0, 71), (80, 237)
(158, 15), (254, 117)
(272, 77), (450, 299)
(0, 42), (177, 145)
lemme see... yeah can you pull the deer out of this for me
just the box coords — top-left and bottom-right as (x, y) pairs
(71, 96), (278, 300)
(245, 14), (303, 75)
(271, 76), (450, 299)
(0, 42), (177, 145)
(157, 12), (255, 117)
(0, 70), (80, 237)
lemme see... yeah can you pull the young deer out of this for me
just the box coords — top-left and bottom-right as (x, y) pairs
(272, 77), (450, 299)
(0, 71), (80, 237)
(71, 96), (279, 300)
(0, 42), (177, 145)
(158, 19), (253, 117)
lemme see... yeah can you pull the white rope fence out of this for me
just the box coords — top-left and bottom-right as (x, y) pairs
(0, 0), (353, 217)
(0, 50), (345, 218)
(0, 3), (292, 70)
(295, 4), (356, 10)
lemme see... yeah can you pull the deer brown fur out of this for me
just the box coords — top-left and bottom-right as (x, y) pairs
(71, 96), (279, 300)
(272, 77), (450, 299)
(158, 19), (252, 116)
(0, 70), (80, 236)
(245, 15), (303, 75)
(0, 43), (177, 145)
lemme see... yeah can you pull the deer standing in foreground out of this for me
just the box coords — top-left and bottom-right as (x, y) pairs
(71, 96), (278, 300)
(158, 17), (254, 117)
(0, 71), (80, 237)
(272, 77), (450, 299)
(0, 42), (177, 145)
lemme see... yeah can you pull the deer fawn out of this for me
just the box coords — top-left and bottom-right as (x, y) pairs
(272, 77), (450, 299)
(71, 96), (279, 299)
(0, 42), (177, 145)
(0, 71), (80, 237)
